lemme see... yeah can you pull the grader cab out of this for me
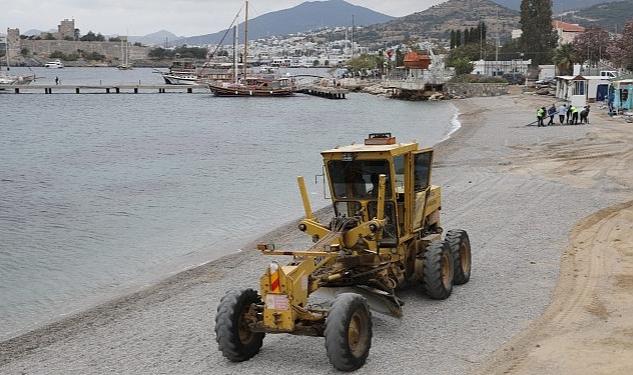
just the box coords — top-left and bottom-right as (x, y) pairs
(215, 133), (472, 371)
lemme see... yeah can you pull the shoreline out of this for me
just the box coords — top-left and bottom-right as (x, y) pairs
(0, 98), (461, 344)
(2, 92), (630, 374)
(0, 100), (461, 355)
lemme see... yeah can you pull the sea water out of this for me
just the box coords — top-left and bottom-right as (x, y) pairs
(0, 67), (458, 339)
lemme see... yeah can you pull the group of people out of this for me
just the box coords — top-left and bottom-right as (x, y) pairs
(536, 104), (590, 127)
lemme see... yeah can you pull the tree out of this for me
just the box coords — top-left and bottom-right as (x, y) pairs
(44, 33), (56, 40)
(80, 31), (98, 41)
(452, 58), (474, 75)
(312, 59), (320, 67)
(553, 43), (578, 75)
(607, 20), (633, 70)
(572, 28), (611, 64)
(450, 30), (457, 49)
(520, 0), (557, 65)
(109, 37), (122, 42)
(20, 47), (29, 57)
(395, 48), (404, 66)
(455, 30), (462, 48)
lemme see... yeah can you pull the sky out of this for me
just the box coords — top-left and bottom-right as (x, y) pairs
(2, 0), (445, 37)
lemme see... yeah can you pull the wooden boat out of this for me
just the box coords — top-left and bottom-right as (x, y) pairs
(207, 1), (295, 97)
(208, 77), (295, 97)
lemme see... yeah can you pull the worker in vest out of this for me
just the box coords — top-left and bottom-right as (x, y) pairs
(571, 105), (578, 125)
(537, 107), (545, 127)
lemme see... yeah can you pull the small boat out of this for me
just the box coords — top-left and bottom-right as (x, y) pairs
(1, 43), (36, 87)
(44, 59), (64, 69)
(208, 77), (295, 97)
(162, 73), (199, 85)
(161, 60), (198, 84)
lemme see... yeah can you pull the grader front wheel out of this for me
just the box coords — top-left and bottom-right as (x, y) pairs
(215, 289), (265, 362)
(422, 240), (454, 300)
(324, 293), (373, 372)
(446, 229), (472, 285)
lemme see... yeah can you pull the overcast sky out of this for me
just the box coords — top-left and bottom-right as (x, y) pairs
(2, 0), (445, 36)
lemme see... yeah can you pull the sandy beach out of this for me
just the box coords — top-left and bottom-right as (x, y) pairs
(2, 91), (632, 374)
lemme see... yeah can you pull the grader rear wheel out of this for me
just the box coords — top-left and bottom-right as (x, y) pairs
(422, 240), (454, 300)
(446, 229), (471, 285)
(324, 293), (372, 372)
(215, 289), (265, 362)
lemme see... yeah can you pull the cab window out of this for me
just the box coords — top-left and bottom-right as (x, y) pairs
(328, 160), (392, 199)
(414, 152), (432, 192)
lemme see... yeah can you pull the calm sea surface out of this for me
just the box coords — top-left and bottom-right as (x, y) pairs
(0, 67), (458, 339)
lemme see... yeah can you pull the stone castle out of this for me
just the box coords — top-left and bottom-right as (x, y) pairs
(5, 19), (151, 64)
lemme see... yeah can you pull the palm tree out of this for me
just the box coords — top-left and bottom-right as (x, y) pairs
(553, 43), (577, 76)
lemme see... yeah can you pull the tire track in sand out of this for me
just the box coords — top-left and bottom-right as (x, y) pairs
(478, 201), (633, 375)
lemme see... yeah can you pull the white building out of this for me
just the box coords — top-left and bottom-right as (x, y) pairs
(471, 59), (532, 76)
(552, 20), (585, 45)
(555, 75), (611, 107)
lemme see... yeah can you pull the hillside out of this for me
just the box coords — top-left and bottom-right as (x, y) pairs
(129, 30), (182, 46)
(562, 0), (633, 30)
(178, 0), (394, 45)
(493, 0), (621, 12)
(357, 0), (519, 45)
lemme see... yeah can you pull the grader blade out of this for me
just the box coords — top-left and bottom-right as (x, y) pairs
(315, 286), (403, 317)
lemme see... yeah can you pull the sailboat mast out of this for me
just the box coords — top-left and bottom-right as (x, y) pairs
(233, 24), (238, 83)
(243, 0), (248, 79)
(5, 36), (10, 71)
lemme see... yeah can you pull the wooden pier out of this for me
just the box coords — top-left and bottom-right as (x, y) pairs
(298, 85), (348, 99)
(1, 84), (208, 95)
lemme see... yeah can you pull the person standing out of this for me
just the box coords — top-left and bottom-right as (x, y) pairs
(571, 106), (578, 125)
(536, 107), (545, 127)
(558, 104), (567, 124)
(547, 104), (557, 126)
(55, 76), (59, 85)
(566, 105), (573, 124)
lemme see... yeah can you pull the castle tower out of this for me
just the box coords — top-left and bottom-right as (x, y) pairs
(58, 19), (75, 40)
(6, 28), (21, 59)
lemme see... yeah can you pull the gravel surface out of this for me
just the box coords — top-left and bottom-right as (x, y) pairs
(1, 94), (627, 374)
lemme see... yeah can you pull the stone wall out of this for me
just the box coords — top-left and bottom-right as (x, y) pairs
(18, 40), (150, 61)
(444, 83), (509, 98)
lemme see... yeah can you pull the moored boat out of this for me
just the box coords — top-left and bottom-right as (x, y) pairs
(208, 77), (295, 97)
(44, 59), (64, 69)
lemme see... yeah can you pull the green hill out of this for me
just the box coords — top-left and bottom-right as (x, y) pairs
(563, 0), (633, 30)
(356, 0), (519, 46)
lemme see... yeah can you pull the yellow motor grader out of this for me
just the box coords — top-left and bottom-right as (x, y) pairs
(215, 133), (471, 371)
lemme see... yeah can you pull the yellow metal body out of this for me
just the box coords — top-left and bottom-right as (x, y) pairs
(257, 139), (441, 334)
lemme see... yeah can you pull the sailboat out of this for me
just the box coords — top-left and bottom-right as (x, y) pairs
(0, 36), (35, 87)
(208, 0), (296, 97)
(117, 37), (133, 70)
